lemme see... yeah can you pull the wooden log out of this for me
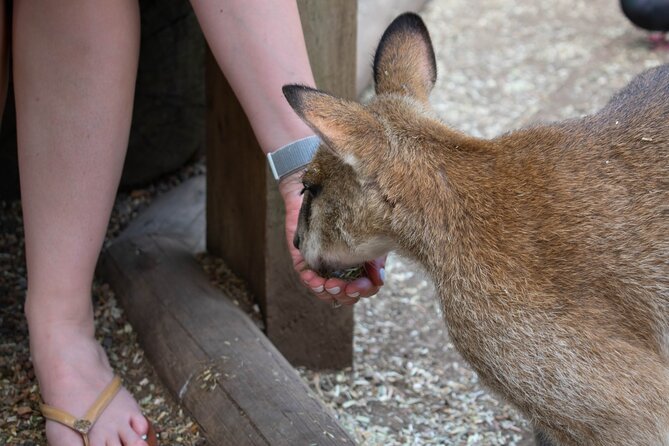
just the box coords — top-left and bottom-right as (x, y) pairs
(205, 1), (357, 369)
(99, 233), (354, 446)
(118, 176), (206, 253)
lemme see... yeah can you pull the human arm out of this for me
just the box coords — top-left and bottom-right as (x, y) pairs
(190, 0), (385, 303)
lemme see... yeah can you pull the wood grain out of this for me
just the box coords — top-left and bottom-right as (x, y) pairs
(99, 234), (354, 446)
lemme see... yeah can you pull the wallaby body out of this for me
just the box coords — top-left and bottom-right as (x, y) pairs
(285, 14), (669, 446)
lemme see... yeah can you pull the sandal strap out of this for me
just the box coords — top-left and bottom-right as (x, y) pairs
(40, 404), (79, 428)
(40, 375), (122, 444)
(82, 376), (122, 424)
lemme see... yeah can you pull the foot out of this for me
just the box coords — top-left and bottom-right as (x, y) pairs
(27, 307), (150, 446)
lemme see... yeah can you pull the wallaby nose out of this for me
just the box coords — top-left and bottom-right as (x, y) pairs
(293, 233), (301, 250)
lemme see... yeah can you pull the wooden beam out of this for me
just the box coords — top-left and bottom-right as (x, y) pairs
(99, 232), (354, 446)
(298, 0), (358, 102)
(205, 1), (357, 369)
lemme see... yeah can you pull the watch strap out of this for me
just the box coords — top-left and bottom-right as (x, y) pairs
(267, 135), (320, 181)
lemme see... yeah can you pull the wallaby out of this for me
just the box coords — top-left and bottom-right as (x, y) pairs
(284, 12), (669, 446)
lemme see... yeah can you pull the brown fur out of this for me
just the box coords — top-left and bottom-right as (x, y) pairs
(284, 13), (669, 446)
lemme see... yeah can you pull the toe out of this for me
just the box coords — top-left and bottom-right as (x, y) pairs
(120, 424), (145, 446)
(130, 415), (156, 446)
(129, 414), (149, 438)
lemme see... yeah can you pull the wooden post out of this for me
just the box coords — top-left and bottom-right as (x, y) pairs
(205, 1), (357, 369)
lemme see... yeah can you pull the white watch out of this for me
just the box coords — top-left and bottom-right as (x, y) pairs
(266, 135), (320, 181)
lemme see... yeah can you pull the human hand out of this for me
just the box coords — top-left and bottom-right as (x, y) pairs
(278, 170), (385, 306)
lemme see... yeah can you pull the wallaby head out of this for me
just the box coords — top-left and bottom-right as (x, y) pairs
(284, 13), (446, 274)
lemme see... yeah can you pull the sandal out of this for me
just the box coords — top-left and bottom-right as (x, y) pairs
(40, 375), (158, 446)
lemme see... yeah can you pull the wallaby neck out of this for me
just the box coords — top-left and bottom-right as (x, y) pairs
(385, 125), (503, 282)
(386, 120), (571, 305)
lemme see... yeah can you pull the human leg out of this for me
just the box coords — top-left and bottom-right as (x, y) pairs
(14, 1), (149, 444)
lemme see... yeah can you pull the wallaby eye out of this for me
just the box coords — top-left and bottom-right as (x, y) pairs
(300, 181), (322, 197)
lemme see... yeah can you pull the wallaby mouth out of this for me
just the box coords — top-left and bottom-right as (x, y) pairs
(317, 264), (365, 281)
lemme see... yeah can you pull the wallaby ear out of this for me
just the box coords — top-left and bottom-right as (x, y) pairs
(283, 84), (384, 170)
(373, 12), (437, 102)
